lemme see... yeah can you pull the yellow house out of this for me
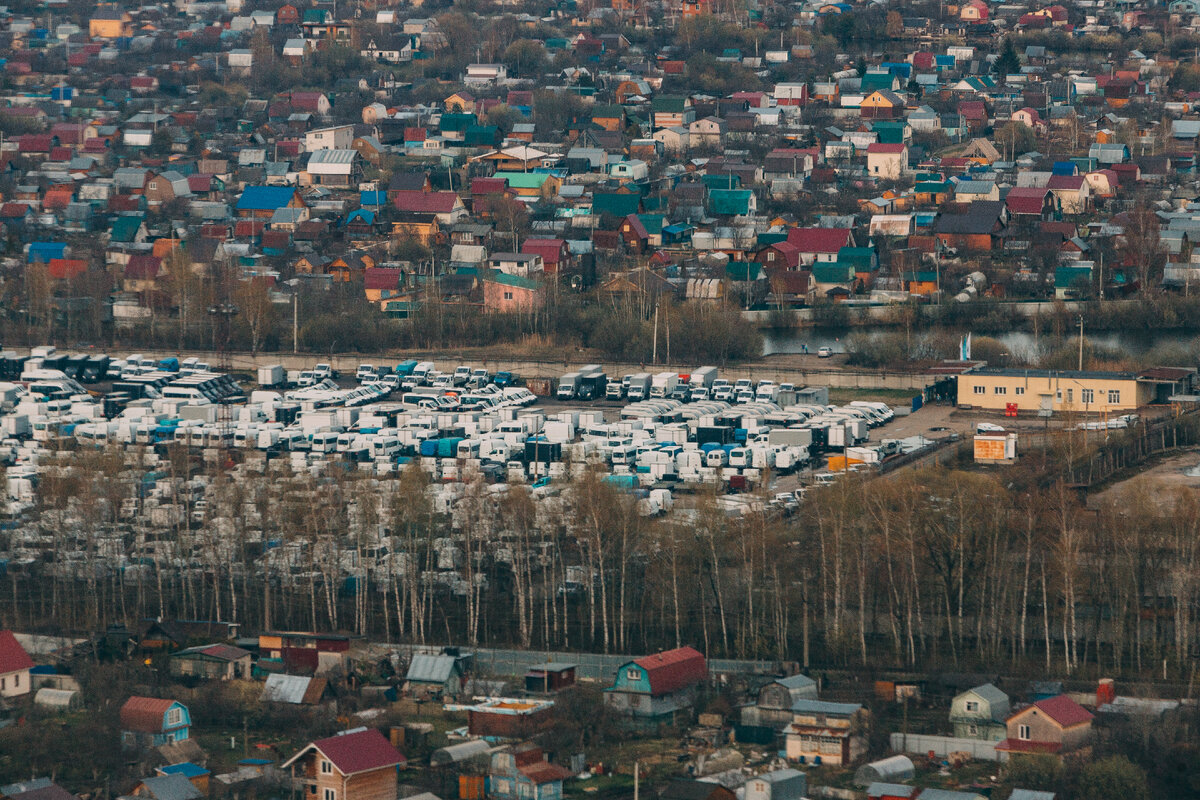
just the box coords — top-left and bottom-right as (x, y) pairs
(956, 368), (1161, 413)
(90, 7), (133, 38)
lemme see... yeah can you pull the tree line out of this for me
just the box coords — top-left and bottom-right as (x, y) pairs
(6, 432), (1200, 684)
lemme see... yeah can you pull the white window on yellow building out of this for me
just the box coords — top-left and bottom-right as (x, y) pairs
(1109, 389), (1120, 404)
(1082, 388), (1094, 404)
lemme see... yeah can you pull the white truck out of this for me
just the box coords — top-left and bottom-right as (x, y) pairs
(556, 372), (581, 400)
(649, 371), (679, 399)
(257, 364), (285, 388)
(627, 373), (652, 401)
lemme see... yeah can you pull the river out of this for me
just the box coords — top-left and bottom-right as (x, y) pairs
(763, 327), (1200, 360)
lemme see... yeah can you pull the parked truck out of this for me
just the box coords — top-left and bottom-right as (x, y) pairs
(556, 372), (581, 400)
(258, 364), (285, 388)
(626, 373), (652, 401)
(577, 371), (608, 401)
(649, 371), (679, 399)
(690, 366), (718, 391)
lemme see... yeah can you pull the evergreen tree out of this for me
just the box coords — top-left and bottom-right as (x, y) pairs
(995, 38), (1020, 80)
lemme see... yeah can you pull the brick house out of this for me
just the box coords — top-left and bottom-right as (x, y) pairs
(282, 728), (406, 800)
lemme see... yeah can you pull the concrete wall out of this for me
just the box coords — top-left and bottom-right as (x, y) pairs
(888, 732), (1007, 762)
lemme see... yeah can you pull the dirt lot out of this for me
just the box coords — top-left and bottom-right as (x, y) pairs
(1088, 447), (1200, 509)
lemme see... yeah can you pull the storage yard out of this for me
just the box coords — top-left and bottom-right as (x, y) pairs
(0, 347), (949, 524)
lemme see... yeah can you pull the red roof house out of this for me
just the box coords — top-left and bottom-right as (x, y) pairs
(0, 630), (34, 698)
(282, 728), (405, 800)
(521, 238), (571, 274)
(996, 695), (1094, 755)
(605, 646), (706, 720)
(786, 227), (855, 264)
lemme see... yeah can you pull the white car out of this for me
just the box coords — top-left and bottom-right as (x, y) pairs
(817, 346), (833, 358)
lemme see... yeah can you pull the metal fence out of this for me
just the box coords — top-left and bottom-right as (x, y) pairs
(888, 733), (1007, 762)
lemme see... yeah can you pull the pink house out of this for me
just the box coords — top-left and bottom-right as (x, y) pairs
(483, 272), (543, 312)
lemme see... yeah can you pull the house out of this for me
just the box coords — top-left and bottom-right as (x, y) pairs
(1047, 175), (1091, 214)
(934, 201), (1007, 251)
(257, 632), (350, 675)
(604, 646), (706, 722)
(996, 695), (1094, 755)
(129, 774), (202, 800)
(168, 644), (252, 681)
(120, 696), (192, 749)
(90, 6), (132, 38)
(743, 769), (807, 800)
(0, 779), (77, 800)
(521, 239), (571, 275)
(660, 781), (736, 800)
(0, 631), (34, 697)
(487, 744), (571, 800)
(305, 125), (355, 152)
(860, 90), (905, 119)
(652, 97), (695, 129)
(282, 728), (406, 800)
(785, 700), (868, 766)
(393, 191), (467, 224)
(950, 684), (1009, 741)
(1005, 187), (1059, 220)
(787, 228), (855, 265)
(406, 653), (465, 698)
(237, 187), (305, 219)
(867, 144), (908, 179)
(524, 663), (577, 694)
(304, 150), (361, 187)
(689, 117), (727, 148)
(489, 253), (543, 277)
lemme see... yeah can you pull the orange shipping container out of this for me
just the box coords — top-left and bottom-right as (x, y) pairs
(459, 776), (485, 800)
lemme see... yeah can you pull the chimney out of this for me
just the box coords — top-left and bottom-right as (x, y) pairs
(1097, 677), (1116, 706)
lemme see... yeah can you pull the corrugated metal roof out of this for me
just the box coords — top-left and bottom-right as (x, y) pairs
(309, 149), (358, 164)
(407, 654), (457, 683)
(260, 673), (312, 704)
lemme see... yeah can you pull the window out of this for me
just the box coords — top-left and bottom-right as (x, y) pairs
(1067, 389), (1073, 403)
(325, 790), (336, 800)
(993, 386), (1006, 395)
(627, 668), (640, 681)
(321, 760), (333, 775)
(967, 724), (978, 736)
(0, 677), (4, 691)
(1015, 386), (1025, 395)
(965, 701), (979, 712)
(973, 385), (985, 395)
(167, 707), (182, 726)
(1082, 388), (1094, 404)
(1109, 389), (1120, 404)
(1056, 389), (1062, 401)
(1018, 724), (1031, 741)
(504, 292), (513, 300)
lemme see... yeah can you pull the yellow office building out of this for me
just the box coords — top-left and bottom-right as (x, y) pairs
(956, 368), (1195, 413)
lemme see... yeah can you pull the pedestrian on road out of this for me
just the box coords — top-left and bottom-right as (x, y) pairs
(801, 343), (808, 354)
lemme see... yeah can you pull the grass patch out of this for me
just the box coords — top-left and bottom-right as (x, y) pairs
(827, 388), (919, 405)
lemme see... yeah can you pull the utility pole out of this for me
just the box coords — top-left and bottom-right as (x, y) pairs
(292, 292), (299, 353)
(652, 303), (658, 364)
(1078, 315), (1084, 371)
